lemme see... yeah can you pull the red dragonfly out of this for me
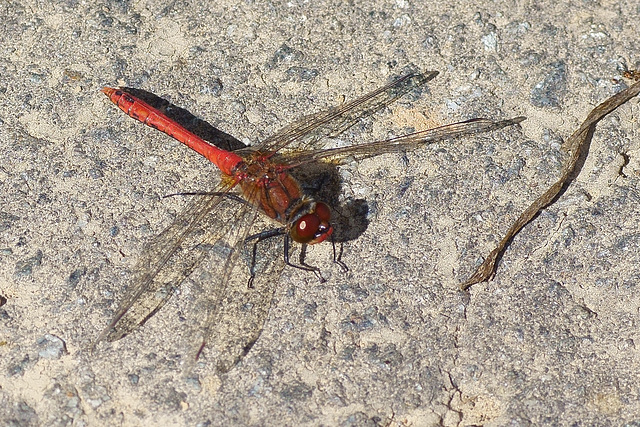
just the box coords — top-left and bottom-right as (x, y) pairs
(96, 70), (524, 370)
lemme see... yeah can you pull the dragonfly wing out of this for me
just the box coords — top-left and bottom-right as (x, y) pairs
(176, 181), (287, 372)
(95, 181), (250, 344)
(288, 116), (526, 164)
(258, 70), (439, 154)
(193, 228), (285, 373)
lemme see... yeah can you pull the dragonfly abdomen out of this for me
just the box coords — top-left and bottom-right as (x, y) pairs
(102, 87), (243, 176)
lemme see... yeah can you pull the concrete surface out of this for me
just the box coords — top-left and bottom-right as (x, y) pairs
(1, 0), (640, 425)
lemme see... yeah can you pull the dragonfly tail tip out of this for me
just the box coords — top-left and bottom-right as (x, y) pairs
(101, 87), (116, 97)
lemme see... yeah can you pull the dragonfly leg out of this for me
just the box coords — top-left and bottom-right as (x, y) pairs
(284, 235), (326, 283)
(243, 228), (286, 288)
(331, 234), (349, 272)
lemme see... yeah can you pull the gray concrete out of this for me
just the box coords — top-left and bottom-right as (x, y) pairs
(1, 0), (639, 425)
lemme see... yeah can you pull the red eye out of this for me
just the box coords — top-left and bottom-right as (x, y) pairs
(290, 202), (333, 244)
(315, 202), (331, 222)
(295, 214), (321, 240)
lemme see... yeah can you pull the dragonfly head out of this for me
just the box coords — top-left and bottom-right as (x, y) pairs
(290, 202), (333, 244)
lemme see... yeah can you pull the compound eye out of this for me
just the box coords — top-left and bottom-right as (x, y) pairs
(290, 203), (333, 244)
(292, 213), (321, 243)
(315, 202), (331, 222)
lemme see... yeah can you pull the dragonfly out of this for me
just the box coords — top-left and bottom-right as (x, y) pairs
(95, 69), (524, 370)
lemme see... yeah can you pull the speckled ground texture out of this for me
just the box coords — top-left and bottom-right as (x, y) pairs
(1, 0), (640, 426)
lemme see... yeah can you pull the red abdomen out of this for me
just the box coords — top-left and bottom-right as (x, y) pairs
(102, 87), (243, 176)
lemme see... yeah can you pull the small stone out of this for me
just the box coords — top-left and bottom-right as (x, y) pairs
(37, 334), (67, 360)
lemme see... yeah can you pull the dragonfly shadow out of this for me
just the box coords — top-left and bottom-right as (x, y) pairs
(332, 199), (369, 243)
(121, 87), (247, 152)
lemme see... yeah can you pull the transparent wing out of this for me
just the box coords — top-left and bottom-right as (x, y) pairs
(285, 116), (527, 165)
(95, 179), (287, 372)
(94, 180), (253, 344)
(258, 70), (439, 154)
(192, 228), (285, 373)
